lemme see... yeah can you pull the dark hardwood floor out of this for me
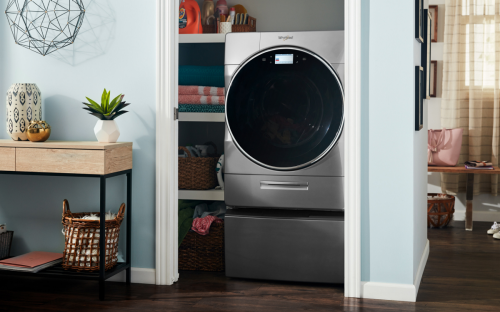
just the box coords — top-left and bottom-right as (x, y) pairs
(0, 221), (499, 311)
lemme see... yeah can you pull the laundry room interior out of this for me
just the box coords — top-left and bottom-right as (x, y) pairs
(177, 0), (345, 282)
(2, 0), (458, 308)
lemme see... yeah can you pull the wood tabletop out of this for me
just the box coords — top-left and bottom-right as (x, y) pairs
(0, 140), (132, 150)
(428, 166), (500, 174)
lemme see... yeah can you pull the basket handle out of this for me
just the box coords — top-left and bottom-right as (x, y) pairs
(203, 141), (217, 156)
(179, 146), (192, 158)
(116, 203), (126, 220)
(62, 199), (73, 217)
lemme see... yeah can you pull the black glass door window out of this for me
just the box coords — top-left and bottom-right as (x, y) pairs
(226, 48), (344, 170)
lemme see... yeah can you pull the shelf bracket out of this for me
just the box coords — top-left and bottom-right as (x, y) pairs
(174, 107), (179, 120)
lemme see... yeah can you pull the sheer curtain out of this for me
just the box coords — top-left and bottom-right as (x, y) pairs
(441, 0), (500, 195)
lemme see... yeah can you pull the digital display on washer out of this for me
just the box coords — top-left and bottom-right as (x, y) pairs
(275, 54), (293, 64)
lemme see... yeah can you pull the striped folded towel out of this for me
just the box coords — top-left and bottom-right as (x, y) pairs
(178, 95), (225, 105)
(179, 85), (225, 96)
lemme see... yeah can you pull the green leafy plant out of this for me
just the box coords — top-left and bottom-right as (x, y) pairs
(83, 88), (130, 120)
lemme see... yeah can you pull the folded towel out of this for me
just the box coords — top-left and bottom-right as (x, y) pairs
(179, 95), (225, 105)
(179, 104), (225, 113)
(179, 85), (225, 96)
(179, 66), (224, 88)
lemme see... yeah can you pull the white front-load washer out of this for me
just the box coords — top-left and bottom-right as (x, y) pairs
(224, 31), (345, 284)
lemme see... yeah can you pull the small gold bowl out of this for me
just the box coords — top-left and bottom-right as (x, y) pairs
(27, 121), (51, 142)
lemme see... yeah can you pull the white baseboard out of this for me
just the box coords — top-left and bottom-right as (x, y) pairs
(107, 267), (156, 284)
(454, 210), (500, 222)
(361, 240), (429, 302)
(414, 239), (430, 294)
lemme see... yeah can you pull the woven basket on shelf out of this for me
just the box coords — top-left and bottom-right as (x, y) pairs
(179, 221), (225, 271)
(0, 231), (13, 260)
(202, 16), (256, 33)
(427, 193), (455, 228)
(232, 16), (256, 32)
(179, 142), (219, 190)
(61, 199), (125, 272)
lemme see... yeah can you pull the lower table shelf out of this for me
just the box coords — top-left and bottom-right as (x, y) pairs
(0, 262), (130, 280)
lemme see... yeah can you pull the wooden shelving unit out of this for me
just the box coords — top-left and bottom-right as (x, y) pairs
(178, 189), (224, 201)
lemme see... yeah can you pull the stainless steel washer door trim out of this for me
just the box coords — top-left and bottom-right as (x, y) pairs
(225, 46), (345, 171)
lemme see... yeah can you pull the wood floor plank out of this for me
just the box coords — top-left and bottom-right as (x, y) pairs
(0, 220), (499, 311)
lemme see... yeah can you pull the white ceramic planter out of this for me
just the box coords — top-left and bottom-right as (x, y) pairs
(94, 120), (120, 143)
(6, 83), (42, 141)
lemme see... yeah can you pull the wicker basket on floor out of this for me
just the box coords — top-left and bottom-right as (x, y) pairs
(179, 221), (225, 271)
(0, 231), (13, 260)
(427, 193), (455, 228)
(179, 142), (219, 190)
(61, 199), (125, 272)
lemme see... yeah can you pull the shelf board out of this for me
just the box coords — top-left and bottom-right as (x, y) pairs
(179, 34), (226, 43)
(179, 112), (225, 122)
(0, 262), (130, 280)
(179, 189), (224, 201)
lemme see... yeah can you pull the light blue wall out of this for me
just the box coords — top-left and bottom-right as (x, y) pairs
(361, 0), (428, 285)
(0, 0), (156, 269)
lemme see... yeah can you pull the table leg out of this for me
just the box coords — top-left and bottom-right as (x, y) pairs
(126, 171), (132, 285)
(99, 176), (106, 300)
(466, 173), (474, 231)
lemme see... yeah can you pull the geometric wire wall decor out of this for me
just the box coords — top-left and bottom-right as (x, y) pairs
(5, 0), (85, 56)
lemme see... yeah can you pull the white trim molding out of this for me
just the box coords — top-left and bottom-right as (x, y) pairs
(108, 268), (156, 285)
(344, 0), (362, 298)
(155, 0), (179, 286)
(361, 240), (430, 302)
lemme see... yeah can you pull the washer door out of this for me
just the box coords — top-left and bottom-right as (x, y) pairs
(226, 47), (344, 171)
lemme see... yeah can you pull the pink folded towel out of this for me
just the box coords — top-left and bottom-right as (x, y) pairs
(191, 215), (223, 235)
(178, 95), (225, 105)
(179, 85), (225, 96)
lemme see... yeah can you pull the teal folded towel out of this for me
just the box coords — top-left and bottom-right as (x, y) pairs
(179, 66), (224, 88)
(179, 104), (225, 113)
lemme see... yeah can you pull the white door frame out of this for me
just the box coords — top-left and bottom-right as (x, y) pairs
(155, 0), (179, 286)
(344, 0), (362, 298)
(155, 0), (362, 297)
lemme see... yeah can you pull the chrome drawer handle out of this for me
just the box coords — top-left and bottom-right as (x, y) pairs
(260, 181), (309, 191)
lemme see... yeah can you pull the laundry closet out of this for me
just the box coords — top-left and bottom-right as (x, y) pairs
(177, 0), (345, 281)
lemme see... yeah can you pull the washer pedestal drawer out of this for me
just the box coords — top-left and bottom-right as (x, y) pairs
(225, 208), (344, 283)
(225, 174), (344, 210)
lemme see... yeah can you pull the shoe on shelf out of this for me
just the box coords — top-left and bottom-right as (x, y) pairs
(487, 222), (500, 235)
(494, 232), (500, 240)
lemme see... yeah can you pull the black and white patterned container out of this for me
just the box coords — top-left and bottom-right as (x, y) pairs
(6, 83), (42, 141)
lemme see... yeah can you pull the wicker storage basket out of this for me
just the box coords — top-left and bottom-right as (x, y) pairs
(232, 16), (256, 32)
(179, 221), (225, 271)
(203, 16), (256, 33)
(427, 193), (455, 228)
(179, 142), (219, 190)
(0, 231), (13, 260)
(203, 24), (216, 33)
(61, 199), (125, 272)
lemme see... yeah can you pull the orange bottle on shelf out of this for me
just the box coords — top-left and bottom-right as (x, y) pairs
(179, 0), (203, 34)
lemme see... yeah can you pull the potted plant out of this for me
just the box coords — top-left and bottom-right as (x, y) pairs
(83, 89), (130, 143)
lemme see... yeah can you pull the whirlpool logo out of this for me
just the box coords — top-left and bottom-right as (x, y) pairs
(279, 35), (293, 41)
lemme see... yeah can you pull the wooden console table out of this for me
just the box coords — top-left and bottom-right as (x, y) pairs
(428, 166), (500, 231)
(0, 140), (133, 300)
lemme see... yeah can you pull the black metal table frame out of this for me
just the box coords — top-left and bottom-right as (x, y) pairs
(0, 169), (132, 300)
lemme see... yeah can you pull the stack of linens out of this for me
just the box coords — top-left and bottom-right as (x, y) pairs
(178, 66), (225, 113)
